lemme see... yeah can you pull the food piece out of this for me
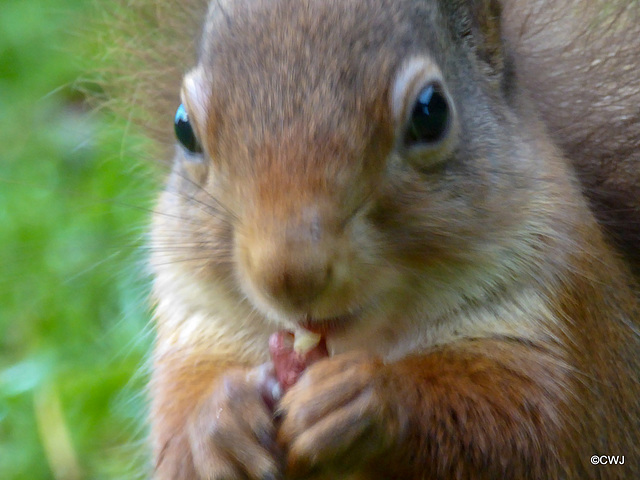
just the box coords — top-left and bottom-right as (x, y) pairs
(293, 329), (322, 354)
(268, 330), (328, 393)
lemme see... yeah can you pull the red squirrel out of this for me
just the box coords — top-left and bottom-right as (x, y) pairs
(100, 0), (640, 478)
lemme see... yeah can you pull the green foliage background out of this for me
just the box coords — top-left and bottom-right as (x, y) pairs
(1, 0), (162, 478)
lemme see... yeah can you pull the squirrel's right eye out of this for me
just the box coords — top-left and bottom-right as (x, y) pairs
(174, 104), (202, 154)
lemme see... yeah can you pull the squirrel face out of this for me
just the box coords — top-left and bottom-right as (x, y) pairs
(156, 0), (565, 341)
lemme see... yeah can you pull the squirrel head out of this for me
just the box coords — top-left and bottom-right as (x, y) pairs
(154, 0), (564, 337)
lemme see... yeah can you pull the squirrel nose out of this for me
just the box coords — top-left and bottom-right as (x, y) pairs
(265, 255), (332, 308)
(246, 243), (333, 310)
(240, 203), (337, 311)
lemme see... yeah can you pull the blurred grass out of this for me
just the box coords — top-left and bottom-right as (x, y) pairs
(0, 0), (162, 478)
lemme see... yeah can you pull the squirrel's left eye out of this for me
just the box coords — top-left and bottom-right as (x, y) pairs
(174, 104), (202, 154)
(404, 84), (450, 147)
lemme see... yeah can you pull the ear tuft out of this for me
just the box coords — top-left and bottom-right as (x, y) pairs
(447, 0), (505, 79)
(471, 0), (504, 73)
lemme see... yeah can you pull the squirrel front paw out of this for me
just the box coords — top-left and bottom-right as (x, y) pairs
(277, 352), (407, 478)
(188, 363), (283, 480)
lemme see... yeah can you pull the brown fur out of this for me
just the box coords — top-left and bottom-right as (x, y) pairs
(96, 0), (640, 478)
(502, 0), (640, 274)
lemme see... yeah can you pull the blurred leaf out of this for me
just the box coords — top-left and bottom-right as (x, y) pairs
(0, 0), (160, 478)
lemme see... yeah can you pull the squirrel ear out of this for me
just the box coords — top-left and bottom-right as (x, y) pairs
(448, 0), (505, 78)
(471, 0), (504, 73)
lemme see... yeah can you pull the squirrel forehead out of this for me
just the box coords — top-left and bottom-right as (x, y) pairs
(189, 0), (457, 154)
(201, 0), (445, 59)
(197, 0), (448, 103)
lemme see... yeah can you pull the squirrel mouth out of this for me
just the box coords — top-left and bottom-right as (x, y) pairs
(299, 312), (358, 336)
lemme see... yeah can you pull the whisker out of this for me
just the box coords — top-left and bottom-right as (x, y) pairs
(161, 186), (231, 224)
(171, 169), (239, 221)
(150, 256), (235, 268)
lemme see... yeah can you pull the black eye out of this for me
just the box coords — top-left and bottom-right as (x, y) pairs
(404, 84), (450, 146)
(174, 104), (202, 154)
